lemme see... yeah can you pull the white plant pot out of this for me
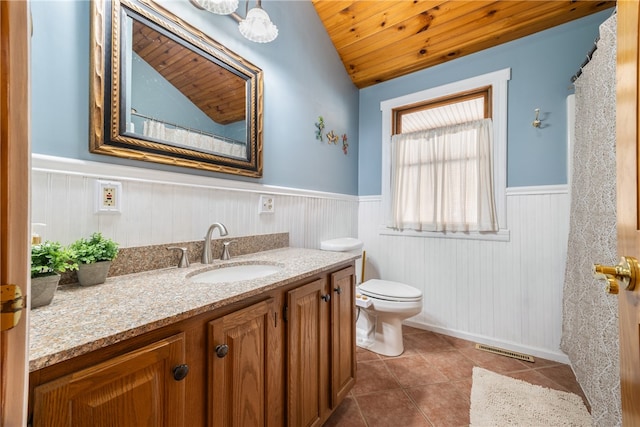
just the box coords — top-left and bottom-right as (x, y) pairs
(31, 274), (61, 308)
(77, 261), (111, 286)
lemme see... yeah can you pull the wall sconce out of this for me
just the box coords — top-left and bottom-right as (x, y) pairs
(190, 0), (278, 43)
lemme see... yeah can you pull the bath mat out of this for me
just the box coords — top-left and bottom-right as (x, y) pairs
(470, 367), (592, 426)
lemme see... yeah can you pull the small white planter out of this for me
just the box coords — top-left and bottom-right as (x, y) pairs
(77, 261), (111, 286)
(31, 274), (61, 308)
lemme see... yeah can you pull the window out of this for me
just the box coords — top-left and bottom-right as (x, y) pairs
(380, 68), (510, 240)
(393, 87), (491, 134)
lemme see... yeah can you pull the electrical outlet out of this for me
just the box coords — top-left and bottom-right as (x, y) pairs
(96, 180), (122, 213)
(258, 195), (275, 214)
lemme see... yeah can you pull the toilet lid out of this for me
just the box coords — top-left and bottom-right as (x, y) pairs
(359, 279), (422, 302)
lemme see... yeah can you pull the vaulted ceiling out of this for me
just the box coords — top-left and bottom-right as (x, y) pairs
(311, 0), (615, 88)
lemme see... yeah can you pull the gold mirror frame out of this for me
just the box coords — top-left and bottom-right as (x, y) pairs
(89, 0), (263, 177)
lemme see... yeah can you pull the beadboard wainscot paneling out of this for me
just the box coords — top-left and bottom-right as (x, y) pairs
(31, 154), (358, 249)
(358, 185), (571, 362)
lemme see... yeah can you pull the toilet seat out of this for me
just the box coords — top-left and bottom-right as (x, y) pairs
(359, 279), (422, 302)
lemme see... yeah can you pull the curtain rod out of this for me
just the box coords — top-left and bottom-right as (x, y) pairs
(570, 7), (617, 84)
(570, 36), (600, 83)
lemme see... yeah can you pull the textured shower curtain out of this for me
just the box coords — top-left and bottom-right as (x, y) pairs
(561, 13), (620, 426)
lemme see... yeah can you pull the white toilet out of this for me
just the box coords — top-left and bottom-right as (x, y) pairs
(320, 238), (423, 357)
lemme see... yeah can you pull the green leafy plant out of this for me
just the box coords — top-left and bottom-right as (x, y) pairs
(31, 241), (78, 278)
(70, 232), (119, 264)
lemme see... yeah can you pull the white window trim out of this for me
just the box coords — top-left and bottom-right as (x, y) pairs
(380, 68), (511, 242)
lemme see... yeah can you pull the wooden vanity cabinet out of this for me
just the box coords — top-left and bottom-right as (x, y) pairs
(286, 265), (356, 427)
(28, 262), (356, 427)
(31, 333), (187, 427)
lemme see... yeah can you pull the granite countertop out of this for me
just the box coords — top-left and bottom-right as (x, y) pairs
(29, 247), (358, 372)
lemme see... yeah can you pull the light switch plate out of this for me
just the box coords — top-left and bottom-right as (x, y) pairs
(95, 180), (122, 213)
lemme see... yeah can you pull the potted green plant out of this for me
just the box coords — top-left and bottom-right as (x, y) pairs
(31, 241), (78, 308)
(70, 232), (119, 286)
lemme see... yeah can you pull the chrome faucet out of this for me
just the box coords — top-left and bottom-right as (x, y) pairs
(202, 222), (228, 264)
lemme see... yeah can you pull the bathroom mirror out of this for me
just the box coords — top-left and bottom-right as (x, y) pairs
(89, 0), (263, 177)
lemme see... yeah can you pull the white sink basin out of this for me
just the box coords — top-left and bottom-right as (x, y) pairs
(188, 263), (282, 284)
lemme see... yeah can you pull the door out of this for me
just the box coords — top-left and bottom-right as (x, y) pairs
(208, 298), (275, 427)
(32, 333), (187, 427)
(0, 0), (30, 425)
(329, 266), (356, 407)
(616, 2), (640, 425)
(287, 278), (329, 427)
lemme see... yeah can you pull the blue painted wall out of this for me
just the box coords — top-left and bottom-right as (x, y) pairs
(30, 0), (359, 195)
(31, 1), (613, 197)
(357, 9), (614, 196)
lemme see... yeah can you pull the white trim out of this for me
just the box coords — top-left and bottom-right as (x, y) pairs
(378, 225), (510, 242)
(32, 154), (359, 201)
(362, 187), (569, 203)
(506, 185), (569, 196)
(380, 68), (511, 239)
(358, 195), (382, 203)
(403, 320), (570, 364)
(567, 94), (575, 196)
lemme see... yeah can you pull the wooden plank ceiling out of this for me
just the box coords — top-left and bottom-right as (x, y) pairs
(311, 0), (615, 88)
(132, 20), (246, 125)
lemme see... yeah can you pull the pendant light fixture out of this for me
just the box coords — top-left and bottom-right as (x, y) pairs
(190, 0), (278, 44)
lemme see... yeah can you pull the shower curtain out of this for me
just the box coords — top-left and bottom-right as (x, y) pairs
(561, 13), (620, 426)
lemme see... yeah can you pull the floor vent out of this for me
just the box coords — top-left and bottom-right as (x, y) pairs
(475, 344), (535, 363)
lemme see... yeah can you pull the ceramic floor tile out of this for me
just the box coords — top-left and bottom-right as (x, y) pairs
(457, 346), (532, 373)
(355, 389), (431, 427)
(352, 360), (401, 396)
(407, 382), (470, 427)
(356, 346), (380, 362)
(535, 364), (590, 405)
(384, 354), (450, 387)
(402, 325), (427, 335)
(324, 330), (588, 426)
(421, 349), (477, 381)
(323, 396), (366, 427)
(401, 331), (455, 354)
(437, 333), (477, 349)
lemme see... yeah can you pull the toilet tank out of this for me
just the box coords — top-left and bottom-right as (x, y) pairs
(320, 238), (364, 283)
(320, 237), (363, 254)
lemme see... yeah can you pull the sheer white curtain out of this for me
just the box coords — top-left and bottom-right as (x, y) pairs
(390, 118), (497, 232)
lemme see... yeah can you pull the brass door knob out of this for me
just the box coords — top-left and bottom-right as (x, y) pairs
(593, 256), (639, 294)
(1, 284), (24, 331)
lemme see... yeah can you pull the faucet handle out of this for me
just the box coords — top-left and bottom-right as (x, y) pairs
(167, 246), (190, 268)
(221, 240), (237, 261)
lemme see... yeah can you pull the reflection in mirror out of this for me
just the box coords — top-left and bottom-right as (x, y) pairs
(90, 0), (263, 177)
(127, 18), (248, 159)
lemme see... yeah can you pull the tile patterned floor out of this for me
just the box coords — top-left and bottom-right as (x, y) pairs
(324, 325), (588, 427)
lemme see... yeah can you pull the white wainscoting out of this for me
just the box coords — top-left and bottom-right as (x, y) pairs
(31, 155), (358, 249)
(33, 155), (570, 361)
(358, 186), (571, 362)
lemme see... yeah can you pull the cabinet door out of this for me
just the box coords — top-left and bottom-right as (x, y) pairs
(32, 333), (186, 427)
(330, 266), (356, 407)
(209, 298), (276, 427)
(287, 277), (329, 427)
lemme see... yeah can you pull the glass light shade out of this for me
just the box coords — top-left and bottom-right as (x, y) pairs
(195, 0), (238, 15)
(238, 7), (278, 43)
